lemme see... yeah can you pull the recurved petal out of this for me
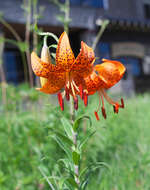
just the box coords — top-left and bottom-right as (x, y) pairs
(31, 52), (60, 78)
(71, 41), (95, 77)
(56, 32), (75, 71)
(83, 72), (106, 95)
(95, 59), (126, 89)
(37, 72), (66, 94)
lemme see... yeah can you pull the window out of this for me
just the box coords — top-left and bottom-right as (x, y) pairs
(82, 0), (104, 8)
(60, 0), (81, 6)
(3, 50), (24, 85)
(117, 57), (141, 77)
(60, 0), (109, 9)
(144, 4), (150, 19)
(98, 42), (110, 60)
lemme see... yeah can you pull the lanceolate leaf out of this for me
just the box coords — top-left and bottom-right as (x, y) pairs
(49, 130), (73, 146)
(61, 117), (73, 140)
(78, 130), (96, 150)
(58, 158), (74, 174)
(52, 135), (72, 160)
(79, 162), (110, 179)
(38, 167), (56, 190)
(67, 178), (78, 189)
(73, 116), (92, 132)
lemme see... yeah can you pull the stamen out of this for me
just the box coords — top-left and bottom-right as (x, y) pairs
(83, 91), (88, 106)
(72, 80), (80, 92)
(101, 107), (107, 119)
(65, 86), (70, 101)
(79, 84), (84, 100)
(57, 92), (64, 111)
(120, 98), (124, 108)
(74, 96), (78, 110)
(99, 91), (107, 119)
(71, 82), (76, 98)
(94, 111), (100, 121)
(101, 89), (123, 111)
(101, 89), (116, 105)
(67, 81), (70, 89)
(113, 104), (119, 114)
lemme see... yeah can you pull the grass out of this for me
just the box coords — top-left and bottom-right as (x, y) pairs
(0, 84), (150, 190)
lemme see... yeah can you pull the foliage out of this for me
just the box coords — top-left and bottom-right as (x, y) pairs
(0, 84), (150, 189)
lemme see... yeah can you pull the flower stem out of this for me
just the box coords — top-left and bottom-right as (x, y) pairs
(92, 19), (109, 51)
(70, 96), (80, 187)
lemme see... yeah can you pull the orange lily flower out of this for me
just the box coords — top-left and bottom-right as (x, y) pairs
(31, 32), (95, 110)
(74, 59), (126, 120)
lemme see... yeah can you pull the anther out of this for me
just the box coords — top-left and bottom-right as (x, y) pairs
(94, 111), (100, 121)
(113, 104), (119, 114)
(74, 96), (78, 110)
(65, 86), (70, 101)
(79, 85), (84, 100)
(83, 91), (88, 107)
(101, 107), (107, 119)
(120, 98), (124, 108)
(57, 92), (64, 111)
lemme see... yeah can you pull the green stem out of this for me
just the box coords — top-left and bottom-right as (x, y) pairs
(37, 32), (59, 42)
(24, 0), (34, 87)
(20, 51), (28, 83)
(70, 96), (80, 188)
(0, 17), (28, 83)
(92, 20), (109, 51)
(0, 17), (22, 42)
(64, 0), (70, 34)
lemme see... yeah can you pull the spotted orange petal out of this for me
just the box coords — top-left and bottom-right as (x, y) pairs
(31, 52), (61, 78)
(71, 41), (95, 77)
(56, 32), (75, 71)
(83, 72), (106, 95)
(37, 72), (66, 94)
(94, 59), (126, 89)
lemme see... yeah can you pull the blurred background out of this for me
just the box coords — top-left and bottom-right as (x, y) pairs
(0, 0), (150, 190)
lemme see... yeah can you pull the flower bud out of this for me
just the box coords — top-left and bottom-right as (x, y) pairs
(40, 43), (52, 87)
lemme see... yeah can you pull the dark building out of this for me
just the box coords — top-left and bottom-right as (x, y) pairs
(0, 0), (150, 94)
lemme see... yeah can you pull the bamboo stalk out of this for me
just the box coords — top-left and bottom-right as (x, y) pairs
(24, 0), (34, 87)
(0, 32), (7, 105)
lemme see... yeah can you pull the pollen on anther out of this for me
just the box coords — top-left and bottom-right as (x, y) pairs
(101, 107), (107, 119)
(120, 98), (124, 108)
(94, 111), (100, 121)
(79, 85), (84, 100)
(57, 92), (64, 111)
(83, 92), (88, 107)
(113, 104), (119, 114)
(74, 96), (78, 110)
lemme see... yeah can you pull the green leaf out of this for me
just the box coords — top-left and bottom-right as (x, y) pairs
(79, 162), (110, 179)
(17, 41), (28, 52)
(51, 53), (56, 59)
(56, 14), (65, 23)
(72, 151), (80, 165)
(67, 178), (78, 188)
(61, 117), (73, 140)
(39, 167), (56, 190)
(73, 115), (92, 132)
(58, 158), (72, 171)
(52, 136), (72, 160)
(49, 130), (73, 146)
(78, 130), (96, 150)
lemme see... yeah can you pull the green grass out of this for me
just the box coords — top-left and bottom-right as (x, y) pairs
(0, 84), (150, 190)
